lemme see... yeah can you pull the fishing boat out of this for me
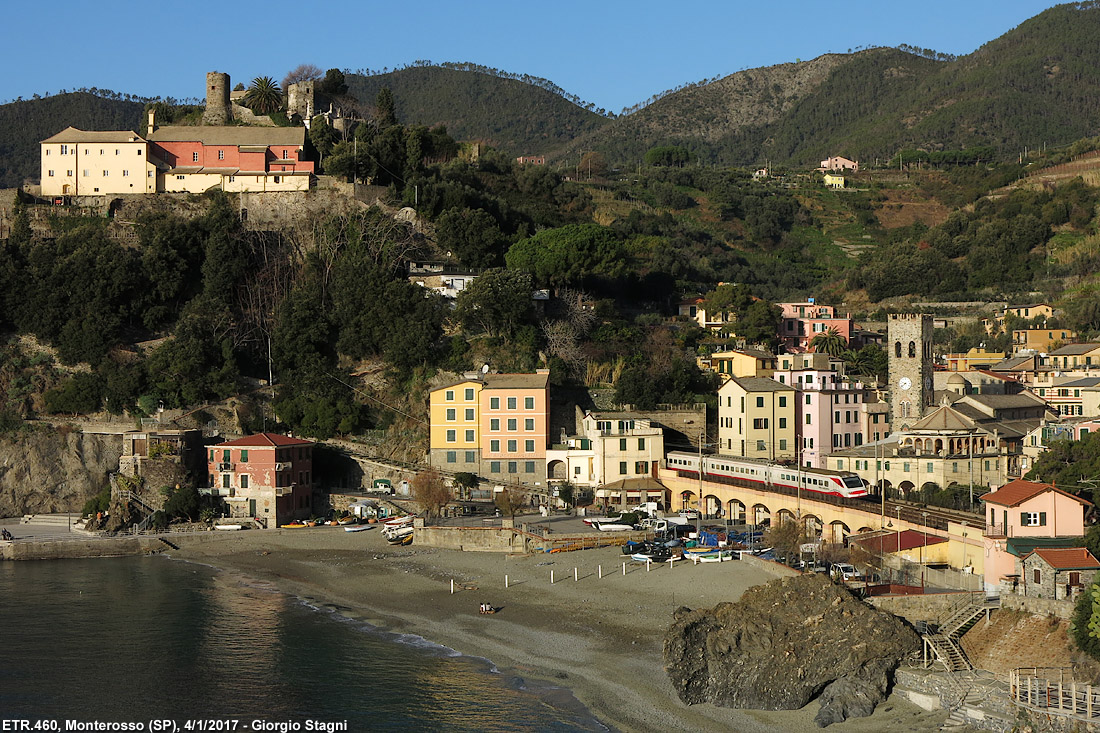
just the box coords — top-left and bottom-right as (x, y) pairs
(281, 521), (309, 529)
(696, 550), (735, 563)
(386, 526), (414, 544)
(397, 532), (414, 546)
(344, 524), (373, 533)
(589, 517), (636, 532)
(213, 524), (244, 531)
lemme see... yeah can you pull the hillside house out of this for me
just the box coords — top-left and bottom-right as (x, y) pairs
(1018, 548), (1100, 601)
(545, 410), (665, 493)
(820, 156), (859, 172)
(777, 301), (854, 352)
(982, 479), (1090, 593)
(823, 173), (845, 189)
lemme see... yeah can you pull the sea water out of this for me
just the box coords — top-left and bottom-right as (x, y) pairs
(0, 556), (605, 732)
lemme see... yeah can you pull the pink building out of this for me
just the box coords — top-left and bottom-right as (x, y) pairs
(205, 433), (315, 528)
(771, 365), (877, 468)
(981, 479), (1089, 593)
(777, 301), (854, 352)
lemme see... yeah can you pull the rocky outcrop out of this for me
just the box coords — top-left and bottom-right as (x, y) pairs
(664, 573), (920, 727)
(0, 430), (122, 516)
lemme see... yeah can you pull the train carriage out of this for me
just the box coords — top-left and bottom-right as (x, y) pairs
(666, 452), (868, 499)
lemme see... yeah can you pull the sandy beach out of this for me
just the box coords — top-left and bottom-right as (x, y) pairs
(170, 527), (951, 732)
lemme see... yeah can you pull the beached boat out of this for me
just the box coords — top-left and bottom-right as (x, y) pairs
(386, 526), (414, 544)
(396, 532), (414, 546)
(281, 522), (309, 529)
(213, 524), (244, 531)
(696, 550), (735, 563)
(589, 517), (636, 532)
(344, 524), (373, 533)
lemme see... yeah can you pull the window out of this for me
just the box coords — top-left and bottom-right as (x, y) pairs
(508, 461), (517, 474)
(619, 461), (628, 475)
(635, 461), (649, 474)
(756, 396), (764, 408)
(122, 170), (129, 177)
(445, 390), (454, 401)
(507, 418), (517, 431)
(240, 475), (249, 489)
(60, 145), (67, 154)
(490, 439), (500, 452)
(779, 396), (786, 407)
(752, 418), (769, 429)
(490, 461), (500, 473)
(779, 418), (787, 429)
(507, 439), (517, 452)
(638, 438), (646, 450)
(67, 170), (72, 176)
(1022, 512), (1047, 527)
(490, 418), (500, 431)
(48, 170), (55, 177)
(619, 438), (627, 451)
(1033, 568), (1041, 585)
(525, 397), (534, 409)
(835, 411), (841, 423)
(446, 408), (456, 421)
(222, 474), (231, 489)
(465, 429), (475, 442)
(525, 418), (534, 431)
(805, 395), (811, 405)
(926, 462), (933, 473)
(525, 461), (535, 473)
(446, 429), (456, 443)
(525, 440), (535, 452)
(490, 397), (500, 409)
(83, 170), (89, 176)
(805, 415), (811, 425)
(241, 450), (248, 462)
(779, 439), (787, 450)
(102, 170), (109, 177)
(446, 451), (456, 463)
(756, 440), (766, 451)
(465, 388), (475, 400)
(507, 397), (517, 409)
(222, 450), (230, 463)
(192, 152), (199, 162)
(465, 408), (475, 421)
(465, 450), (476, 462)
(218, 150), (224, 160)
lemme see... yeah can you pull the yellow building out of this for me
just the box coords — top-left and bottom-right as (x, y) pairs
(823, 173), (845, 189)
(1012, 328), (1076, 355)
(717, 376), (796, 461)
(703, 348), (777, 380)
(1045, 343), (1100, 370)
(943, 347), (1005, 372)
(40, 128), (158, 197)
(428, 379), (483, 475)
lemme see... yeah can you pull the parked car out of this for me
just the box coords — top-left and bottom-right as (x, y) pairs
(831, 563), (862, 582)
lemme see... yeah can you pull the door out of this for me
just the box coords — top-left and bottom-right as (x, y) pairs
(249, 499), (256, 517)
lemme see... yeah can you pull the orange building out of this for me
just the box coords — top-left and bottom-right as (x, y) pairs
(204, 433), (315, 528)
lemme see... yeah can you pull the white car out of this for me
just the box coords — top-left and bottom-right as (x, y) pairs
(831, 563), (861, 582)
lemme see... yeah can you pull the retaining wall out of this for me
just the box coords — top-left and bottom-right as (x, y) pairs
(895, 668), (1015, 732)
(868, 591), (971, 623)
(1001, 594), (1077, 621)
(738, 554), (801, 577)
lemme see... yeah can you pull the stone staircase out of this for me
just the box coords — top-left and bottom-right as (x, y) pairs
(922, 592), (1000, 673)
(940, 593), (1000, 638)
(926, 633), (972, 673)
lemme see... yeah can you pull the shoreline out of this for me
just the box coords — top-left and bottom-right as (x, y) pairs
(169, 528), (951, 732)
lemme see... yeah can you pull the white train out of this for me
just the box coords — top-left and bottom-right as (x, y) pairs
(665, 452), (869, 499)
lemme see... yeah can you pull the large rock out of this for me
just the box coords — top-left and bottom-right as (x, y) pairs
(664, 573), (919, 727)
(0, 430), (122, 516)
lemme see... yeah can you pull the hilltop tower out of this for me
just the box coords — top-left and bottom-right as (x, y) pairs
(287, 80), (315, 121)
(888, 313), (934, 430)
(202, 71), (232, 125)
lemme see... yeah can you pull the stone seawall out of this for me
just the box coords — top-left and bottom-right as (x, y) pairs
(0, 532), (225, 561)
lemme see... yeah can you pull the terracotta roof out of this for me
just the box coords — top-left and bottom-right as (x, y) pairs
(41, 126), (146, 144)
(907, 405), (975, 432)
(483, 372), (549, 390)
(215, 432), (313, 447)
(854, 529), (948, 554)
(1027, 548), (1100, 570)
(1048, 343), (1100, 356)
(981, 479), (1090, 508)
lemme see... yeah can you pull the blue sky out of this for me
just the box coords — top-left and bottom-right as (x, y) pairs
(4, 0), (1062, 113)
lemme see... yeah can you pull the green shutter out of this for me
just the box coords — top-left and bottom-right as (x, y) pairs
(1039, 512), (1047, 526)
(1021, 511), (1027, 525)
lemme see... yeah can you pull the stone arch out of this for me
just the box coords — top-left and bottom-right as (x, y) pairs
(703, 494), (722, 518)
(727, 499), (746, 523)
(751, 503), (771, 526)
(934, 438), (944, 454)
(679, 490), (696, 512)
(898, 480), (915, 498)
(801, 514), (822, 538)
(547, 460), (566, 480)
(857, 526), (875, 534)
(908, 341), (916, 358)
(895, 341), (902, 358)
(775, 508), (797, 526)
(828, 520), (850, 543)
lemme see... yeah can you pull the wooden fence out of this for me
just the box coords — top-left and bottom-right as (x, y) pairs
(1011, 667), (1100, 723)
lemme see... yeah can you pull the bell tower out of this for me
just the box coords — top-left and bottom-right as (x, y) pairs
(888, 313), (934, 430)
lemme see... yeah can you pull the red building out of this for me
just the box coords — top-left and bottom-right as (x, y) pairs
(205, 433), (315, 527)
(778, 301), (855, 352)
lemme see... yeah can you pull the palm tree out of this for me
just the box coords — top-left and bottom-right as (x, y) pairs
(809, 327), (847, 357)
(244, 76), (282, 115)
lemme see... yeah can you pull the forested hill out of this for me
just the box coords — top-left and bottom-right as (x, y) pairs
(561, 2), (1100, 166)
(0, 93), (144, 188)
(344, 66), (610, 155)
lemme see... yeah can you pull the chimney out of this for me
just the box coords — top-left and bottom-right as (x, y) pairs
(147, 109), (156, 136)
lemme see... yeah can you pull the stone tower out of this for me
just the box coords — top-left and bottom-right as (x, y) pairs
(887, 313), (934, 430)
(202, 71), (232, 125)
(287, 80), (315, 121)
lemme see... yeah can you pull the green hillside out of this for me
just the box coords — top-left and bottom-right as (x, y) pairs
(568, 2), (1100, 166)
(0, 93), (144, 188)
(344, 66), (610, 155)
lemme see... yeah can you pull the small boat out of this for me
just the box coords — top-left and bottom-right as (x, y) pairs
(397, 532), (414, 546)
(386, 526), (414, 544)
(281, 522), (309, 529)
(696, 550), (735, 563)
(384, 515), (415, 528)
(344, 524), (373, 533)
(337, 516), (358, 525)
(213, 524), (244, 531)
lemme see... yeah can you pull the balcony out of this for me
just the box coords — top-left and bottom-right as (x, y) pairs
(217, 462), (235, 471)
(985, 522), (1010, 538)
(274, 462), (292, 471)
(275, 486), (294, 496)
